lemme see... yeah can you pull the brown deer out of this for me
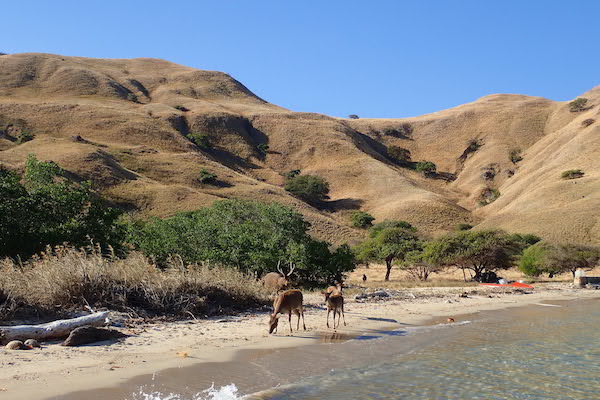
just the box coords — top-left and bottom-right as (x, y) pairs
(268, 289), (306, 334)
(262, 261), (296, 293)
(322, 282), (346, 329)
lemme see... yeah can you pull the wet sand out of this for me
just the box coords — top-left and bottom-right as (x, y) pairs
(2, 284), (599, 400)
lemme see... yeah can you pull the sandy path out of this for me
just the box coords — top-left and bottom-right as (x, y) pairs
(1, 284), (598, 399)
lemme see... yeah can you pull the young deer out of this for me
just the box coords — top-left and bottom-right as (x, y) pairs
(268, 289), (307, 334)
(323, 282), (346, 329)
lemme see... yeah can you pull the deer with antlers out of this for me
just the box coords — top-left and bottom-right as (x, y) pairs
(262, 261), (296, 293)
(268, 289), (307, 334)
(322, 281), (346, 329)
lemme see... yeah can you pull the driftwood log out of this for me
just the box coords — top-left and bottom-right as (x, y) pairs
(0, 311), (109, 343)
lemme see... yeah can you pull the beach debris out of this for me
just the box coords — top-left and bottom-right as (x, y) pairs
(0, 311), (109, 342)
(5, 340), (29, 350)
(24, 339), (41, 348)
(447, 318), (455, 323)
(176, 351), (189, 358)
(459, 292), (469, 298)
(61, 326), (128, 346)
(355, 290), (391, 301)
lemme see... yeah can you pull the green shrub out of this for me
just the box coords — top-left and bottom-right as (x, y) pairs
(0, 155), (125, 259)
(127, 93), (138, 103)
(466, 139), (482, 153)
(388, 146), (411, 163)
(284, 169), (301, 180)
(581, 119), (595, 127)
(284, 174), (330, 203)
(16, 131), (34, 144)
(569, 98), (589, 112)
(174, 105), (189, 112)
(127, 199), (355, 283)
(348, 114), (359, 119)
(383, 123), (413, 138)
(188, 133), (212, 149)
(198, 169), (217, 184)
(257, 143), (269, 155)
(509, 149), (523, 164)
(478, 188), (500, 206)
(455, 223), (473, 231)
(415, 161), (437, 175)
(561, 169), (584, 180)
(350, 211), (375, 228)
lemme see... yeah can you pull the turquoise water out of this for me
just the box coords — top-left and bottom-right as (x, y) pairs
(250, 299), (600, 400)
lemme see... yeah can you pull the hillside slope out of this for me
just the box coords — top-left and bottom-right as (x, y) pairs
(0, 53), (597, 245)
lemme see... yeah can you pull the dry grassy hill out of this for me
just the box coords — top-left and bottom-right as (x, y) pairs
(0, 53), (598, 245)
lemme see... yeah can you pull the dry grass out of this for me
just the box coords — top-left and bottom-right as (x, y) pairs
(0, 246), (270, 321)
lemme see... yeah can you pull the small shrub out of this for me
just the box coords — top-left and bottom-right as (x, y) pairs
(350, 211), (375, 229)
(127, 93), (138, 103)
(198, 169), (217, 184)
(188, 133), (212, 149)
(581, 118), (595, 127)
(284, 169), (301, 180)
(478, 188), (500, 206)
(174, 105), (190, 112)
(509, 149), (523, 164)
(455, 223), (473, 231)
(348, 114), (359, 119)
(383, 123), (413, 138)
(16, 131), (34, 144)
(257, 143), (269, 155)
(284, 174), (330, 203)
(466, 139), (482, 152)
(561, 169), (584, 180)
(388, 146), (411, 163)
(569, 98), (589, 112)
(415, 161), (437, 176)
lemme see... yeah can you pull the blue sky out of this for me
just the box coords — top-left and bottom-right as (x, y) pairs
(3, 1), (599, 118)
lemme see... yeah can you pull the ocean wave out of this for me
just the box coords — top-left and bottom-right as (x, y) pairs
(131, 384), (243, 400)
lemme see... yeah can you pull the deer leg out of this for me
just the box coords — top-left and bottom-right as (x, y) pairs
(301, 309), (306, 330)
(326, 308), (331, 328)
(288, 311), (293, 333)
(342, 304), (347, 326)
(295, 309), (300, 330)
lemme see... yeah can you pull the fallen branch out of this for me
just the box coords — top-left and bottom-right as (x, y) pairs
(0, 311), (109, 342)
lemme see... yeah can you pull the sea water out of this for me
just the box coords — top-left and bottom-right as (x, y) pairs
(132, 298), (599, 400)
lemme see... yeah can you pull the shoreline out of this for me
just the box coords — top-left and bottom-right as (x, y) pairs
(1, 284), (599, 400)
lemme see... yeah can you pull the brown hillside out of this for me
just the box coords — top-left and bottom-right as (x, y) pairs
(0, 53), (598, 245)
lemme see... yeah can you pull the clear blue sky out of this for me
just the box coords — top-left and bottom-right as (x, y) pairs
(3, 1), (599, 118)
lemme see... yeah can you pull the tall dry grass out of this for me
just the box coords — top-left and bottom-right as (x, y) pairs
(0, 246), (270, 321)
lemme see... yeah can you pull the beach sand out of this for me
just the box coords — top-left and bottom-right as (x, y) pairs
(2, 282), (599, 400)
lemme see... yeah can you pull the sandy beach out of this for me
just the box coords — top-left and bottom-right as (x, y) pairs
(2, 282), (599, 400)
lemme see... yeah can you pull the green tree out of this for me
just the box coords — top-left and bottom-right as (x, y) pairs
(355, 226), (420, 281)
(187, 133), (212, 149)
(284, 174), (330, 203)
(388, 146), (411, 163)
(369, 220), (416, 237)
(350, 211), (375, 228)
(127, 199), (355, 282)
(415, 161), (437, 176)
(520, 242), (600, 278)
(0, 155), (125, 258)
(568, 98), (588, 112)
(198, 169), (217, 185)
(424, 230), (521, 282)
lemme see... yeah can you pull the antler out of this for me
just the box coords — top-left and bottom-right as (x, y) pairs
(276, 260), (284, 275)
(287, 262), (296, 277)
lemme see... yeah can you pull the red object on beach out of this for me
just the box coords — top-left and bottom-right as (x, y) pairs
(479, 282), (534, 289)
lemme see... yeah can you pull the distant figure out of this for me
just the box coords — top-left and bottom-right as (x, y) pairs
(447, 318), (455, 323)
(362, 274), (367, 282)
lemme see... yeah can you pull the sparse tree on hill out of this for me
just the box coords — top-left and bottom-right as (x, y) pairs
(520, 242), (600, 278)
(284, 174), (330, 203)
(350, 211), (375, 229)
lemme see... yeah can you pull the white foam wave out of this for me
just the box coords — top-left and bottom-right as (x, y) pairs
(131, 384), (243, 400)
